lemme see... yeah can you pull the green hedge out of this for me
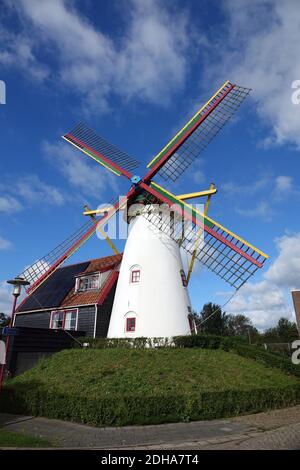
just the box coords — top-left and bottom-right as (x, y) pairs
(2, 381), (300, 426)
(77, 336), (172, 349)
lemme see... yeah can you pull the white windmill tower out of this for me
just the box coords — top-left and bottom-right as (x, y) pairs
(17, 81), (268, 339)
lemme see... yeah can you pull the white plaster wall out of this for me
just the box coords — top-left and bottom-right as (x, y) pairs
(107, 210), (192, 338)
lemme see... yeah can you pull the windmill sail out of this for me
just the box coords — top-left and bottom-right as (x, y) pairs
(63, 122), (140, 179)
(139, 181), (268, 289)
(19, 218), (97, 294)
(146, 81), (251, 182)
(19, 192), (133, 295)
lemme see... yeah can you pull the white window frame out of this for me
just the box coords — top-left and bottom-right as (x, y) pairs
(50, 308), (78, 331)
(75, 273), (101, 292)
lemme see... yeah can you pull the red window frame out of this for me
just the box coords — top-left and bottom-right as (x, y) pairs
(126, 317), (136, 332)
(131, 270), (140, 283)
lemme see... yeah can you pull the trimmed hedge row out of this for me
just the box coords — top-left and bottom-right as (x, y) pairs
(2, 380), (300, 426)
(78, 337), (172, 349)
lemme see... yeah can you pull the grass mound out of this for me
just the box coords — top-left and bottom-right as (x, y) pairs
(1, 348), (300, 426)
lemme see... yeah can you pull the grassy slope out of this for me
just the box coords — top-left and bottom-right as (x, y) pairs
(10, 348), (299, 395)
(0, 429), (51, 448)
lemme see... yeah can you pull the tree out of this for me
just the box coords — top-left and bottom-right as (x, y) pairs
(226, 314), (259, 340)
(197, 303), (229, 336)
(0, 312), (9, 327)
(263, 317), (299, 343)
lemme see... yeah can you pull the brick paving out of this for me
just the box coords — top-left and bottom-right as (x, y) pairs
(1, 405), (300, 449)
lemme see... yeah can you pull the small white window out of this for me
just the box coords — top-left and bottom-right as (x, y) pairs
(50, 309), (78, 330)
(76, 274), (100, 292)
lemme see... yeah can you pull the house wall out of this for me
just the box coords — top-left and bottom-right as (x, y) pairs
(15, 311), (51, 329)
(96, 283), (117, 337)
(15, 306), (97, 337)
(6, 327), (85, 377)
(77, 305), (96, 337)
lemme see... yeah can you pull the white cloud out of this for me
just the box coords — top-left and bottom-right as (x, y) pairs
(2, 0), (192, 111)
(0, 195), (22, 213)
(226, 232), (300, 329)
(222, 173), (300, 221)
(0, 235), (13, 251)
(222, 175), (271, 197)
(0, 175), (65, 209)
(204, 0), (300, 149)
(0, 19), (49, 81)
(265, 233), (300, 288)
(42, 141), (119, 199)
(14, 175), (65, 206)
(275, 175), (293, 192)
(236, 200), (274, 222)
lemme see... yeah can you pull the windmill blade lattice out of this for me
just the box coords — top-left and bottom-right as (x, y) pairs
(19, 192), (132, 294)
(19, 217), (96, 289)
(139, 183), (267, 289)
(63, 122), (140, 178)
(147, 82), (251, 182)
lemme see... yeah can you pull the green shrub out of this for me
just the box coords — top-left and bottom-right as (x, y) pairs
(76, 336), (173, 349)
(2, 380), (300, 426)
(173, 334), (222, 349)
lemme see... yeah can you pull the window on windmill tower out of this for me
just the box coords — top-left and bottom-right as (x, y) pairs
(130, 269), (141, 284)
(180, 269), (188, 287)
(76, 273), (100, 292)
(126, 317), (136, 332)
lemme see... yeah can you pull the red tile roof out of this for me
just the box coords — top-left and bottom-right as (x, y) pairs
(61, 254), (122, 307)
(79, 254), (122, 275)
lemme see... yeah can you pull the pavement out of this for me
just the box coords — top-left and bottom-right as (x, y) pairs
(1, 405), (300, 450)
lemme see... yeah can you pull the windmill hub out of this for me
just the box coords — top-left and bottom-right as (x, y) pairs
(130, 175), (142, 185)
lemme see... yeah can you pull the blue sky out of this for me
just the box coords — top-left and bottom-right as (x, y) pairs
(1, 0), (300, 329)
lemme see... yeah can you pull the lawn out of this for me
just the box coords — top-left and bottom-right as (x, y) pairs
(1, 348), (300, 426)
(10, 348), (299, 395)
(0, 428), (50, 448)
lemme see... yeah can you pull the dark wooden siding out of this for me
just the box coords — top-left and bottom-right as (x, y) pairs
(6, 327), (85, 377)
(15, 307), (96, 337)
(96, 282), (117, 337)
(15, 311), (51, 329)
(77, 305), (96, 337)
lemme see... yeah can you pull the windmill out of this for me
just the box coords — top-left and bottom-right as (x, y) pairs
(17, 80), (268, 338)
